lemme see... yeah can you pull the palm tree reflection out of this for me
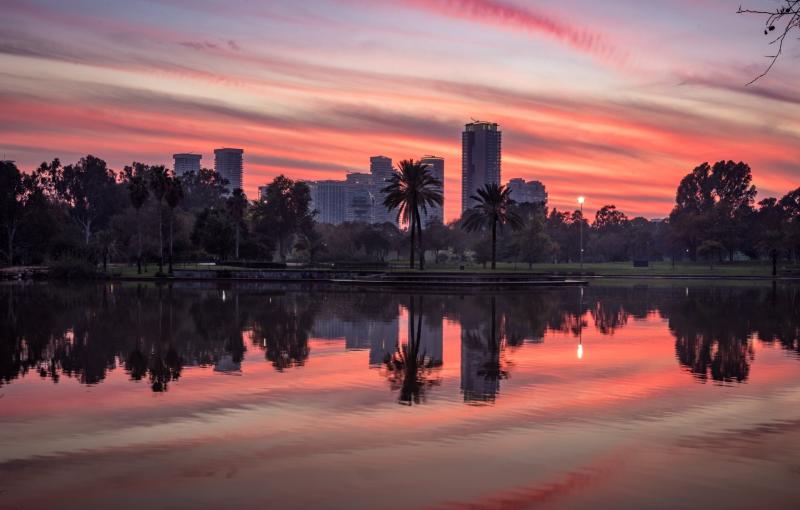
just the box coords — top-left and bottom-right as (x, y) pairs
(382, 296), (442, 405)
(462, 296), (508, 404)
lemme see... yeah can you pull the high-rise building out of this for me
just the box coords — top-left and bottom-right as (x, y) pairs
(345, 172), (374, 223)
(214, 148), (244, 191)
(308, 180), (347, 224)
(370, 156), (395, 226)
(420, 155), (445, 226)
(507, 178), (547, 205)
(173, 153), (202, 176)
(462, 121), (501, 215)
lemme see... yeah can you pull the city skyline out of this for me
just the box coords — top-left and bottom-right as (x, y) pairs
(1, 1), (799, 222)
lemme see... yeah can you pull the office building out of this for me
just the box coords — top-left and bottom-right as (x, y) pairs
(462, 121), (501, 215)
(420, 155), (445, 225)
(507, 178), (547, 205)
(308, 180), (347, 224)
(345, 172), (374, 223)
(370, 156), (396, 226)
(173, 153), (201, 176)
(214, 148), (244, 191)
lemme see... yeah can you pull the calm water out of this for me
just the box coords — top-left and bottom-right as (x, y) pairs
(1, 281), (799, 509)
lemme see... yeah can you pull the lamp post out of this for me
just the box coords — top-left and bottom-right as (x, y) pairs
(577, 196), (585, 271)
(577, 285), (584, 360)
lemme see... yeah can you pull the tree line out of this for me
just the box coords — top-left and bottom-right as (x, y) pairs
(0, 156), (798, 272)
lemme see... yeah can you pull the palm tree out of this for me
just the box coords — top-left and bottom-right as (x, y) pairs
(462, 183), (524, 270)
(381, 159), (443, 269)
(124, 163), (149, 274)
(165, 176), (184, 274)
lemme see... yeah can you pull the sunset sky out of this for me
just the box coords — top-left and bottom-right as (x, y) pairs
(1, 0), (799, 221)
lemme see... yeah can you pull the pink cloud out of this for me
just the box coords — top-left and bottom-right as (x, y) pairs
(402, 0), (625, 64)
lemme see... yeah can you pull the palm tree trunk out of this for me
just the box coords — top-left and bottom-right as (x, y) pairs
(136, 208), (142, 274)
(772, 249), (777, 277)
(168, 210), (174, 274)
(158, 205), (164, 273)
(491, 218), (497, 270)
(409, 212), (416, 269)
(235, 224), (240, 259)
(417, 213), (424, 271)
(7, 224), (14, 266)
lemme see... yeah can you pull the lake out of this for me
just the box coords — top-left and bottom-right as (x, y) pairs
(1, 281), (799, 509)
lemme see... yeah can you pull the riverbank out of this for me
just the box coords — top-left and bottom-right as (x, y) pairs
(3, 261), (799, 282)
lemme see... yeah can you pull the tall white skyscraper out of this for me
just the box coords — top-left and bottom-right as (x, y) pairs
(173, 153), (201, 176)
(462, 121), (501, 216)
(420, 155), (445, 225)
(214, 148), (244, 191)
(370, 156), (395, 225)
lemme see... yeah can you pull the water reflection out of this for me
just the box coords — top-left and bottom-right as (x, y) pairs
(1, 282), (799, 399)
(382, 296), (442, 405)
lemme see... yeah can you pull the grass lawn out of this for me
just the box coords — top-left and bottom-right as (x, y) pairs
(388, 260), (798, 277)
(104, 260), (799, 278)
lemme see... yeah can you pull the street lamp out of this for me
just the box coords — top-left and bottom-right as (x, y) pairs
(577, 286), (584, 360)
(577, 196), (585, 270)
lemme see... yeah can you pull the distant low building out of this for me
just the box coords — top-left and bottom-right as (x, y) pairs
(173, 153), (201, 176)
(507, 178), (547, 205)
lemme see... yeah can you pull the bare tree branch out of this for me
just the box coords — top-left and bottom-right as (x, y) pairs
(738, 1), (800, 83)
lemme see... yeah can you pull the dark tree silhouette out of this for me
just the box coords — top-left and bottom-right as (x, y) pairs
(165, 176), (184, 273)
(381, 159), (443, 270)
(226, 188), (248, 260)
(462, 183), (523, 270)
(0, 161), (24, 265)
(147, 165), (170, 273)
(252, 175), (314, 262)
(44, 155), (119, 245)
(123, 163), (150, 274)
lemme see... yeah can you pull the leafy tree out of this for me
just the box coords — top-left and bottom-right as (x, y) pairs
(43, 155), (120, 245)
(512, 203), (554, 268)
(0, 161), (24, 265)
(781, 187), (800, 262)
(147, 166), (170, 273)
(165, 176), (184, 273)
(462, 184), (523, 270)
(669, 161), (756, 260)
(594, 205), (629, 231)
(123, 163), (150, 274)
(226, 188), (248, 260)
(381, 159), (443, 270)
(698, 240), (724, 269)
(178, 168), (228, 211)
(755, 198), (786, 276)
(252, 176), (314, 262)
(294, 228), (326, 266)
(423, 220), (451, 264)
(191, 208), (235, 261)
